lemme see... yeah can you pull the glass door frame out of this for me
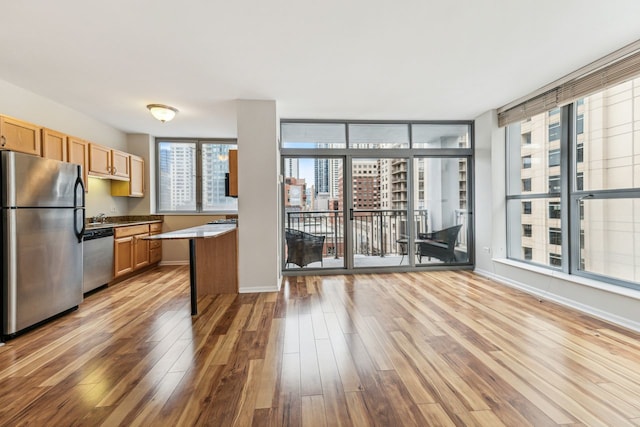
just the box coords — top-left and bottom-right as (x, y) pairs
(280, 120), (475, 275)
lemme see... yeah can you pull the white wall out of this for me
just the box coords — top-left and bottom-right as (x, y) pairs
(236, 100), (281, 293)
(0, 79), (126, 151)
(474, 109), (640, 332)
(0, 78), (130, 218)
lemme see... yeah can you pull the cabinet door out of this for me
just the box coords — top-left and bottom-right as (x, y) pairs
(89, 143), (112, 176)
(111, 150), (130, 180)
(41, 128), (67, 161)
(0, 115), (41, 155)
(133, 234), (149, 270)
(111, 155), (144, 197)
(228, 149), (238, 197)
(129, 155), (144, 196)
(114, 236), (134, 277)
(68, 137), (89, 192)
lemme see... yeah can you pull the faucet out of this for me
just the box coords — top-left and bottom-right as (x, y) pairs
(93, 213), (106, 223)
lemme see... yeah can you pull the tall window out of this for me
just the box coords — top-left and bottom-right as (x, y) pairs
(156, 139), (238, 213)
(506, 76), (640, 289)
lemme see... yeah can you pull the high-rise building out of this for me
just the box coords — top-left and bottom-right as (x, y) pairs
(314, 158), (329, 194)
(284, 158), (299, 179)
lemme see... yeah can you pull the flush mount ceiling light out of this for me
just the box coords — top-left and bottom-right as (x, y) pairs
(146, 104), (178, 122)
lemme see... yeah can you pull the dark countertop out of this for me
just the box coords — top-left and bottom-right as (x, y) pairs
(84, 218), (162, 230)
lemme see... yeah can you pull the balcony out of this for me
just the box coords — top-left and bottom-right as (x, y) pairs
(284, 209), (468, 269)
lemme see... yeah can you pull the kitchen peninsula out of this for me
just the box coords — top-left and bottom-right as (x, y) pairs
(145, 223), (238, 315)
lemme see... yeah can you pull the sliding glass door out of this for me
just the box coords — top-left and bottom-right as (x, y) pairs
(280, 120), (473, 273)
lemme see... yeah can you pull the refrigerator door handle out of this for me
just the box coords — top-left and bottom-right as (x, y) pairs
(74, 172), (85, 242)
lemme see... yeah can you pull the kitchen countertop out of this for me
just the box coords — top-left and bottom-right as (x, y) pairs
(144, 223), (237, 240)
(84, 219), (162, 230)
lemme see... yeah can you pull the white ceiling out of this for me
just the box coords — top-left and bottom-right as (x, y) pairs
(1, 1), (639, 138)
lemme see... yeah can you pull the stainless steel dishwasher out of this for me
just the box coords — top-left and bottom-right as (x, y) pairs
(83, 227), (114, 293)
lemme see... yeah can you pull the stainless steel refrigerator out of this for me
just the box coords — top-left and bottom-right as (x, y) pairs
(1, 151), (85, 338)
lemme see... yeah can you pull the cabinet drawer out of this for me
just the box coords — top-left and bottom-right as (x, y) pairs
(149, 240), (162, 249)
(150, 247), (162, 264)
(149, 222), (162, 233)
(115, 224), (149, 238)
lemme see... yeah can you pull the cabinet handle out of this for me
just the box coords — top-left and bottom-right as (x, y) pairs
(112, 166), (117, 175)
(1, 135), (5, 147)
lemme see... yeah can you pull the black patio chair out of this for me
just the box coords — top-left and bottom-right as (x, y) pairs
(417, 224), (462, 263)
(285, 228), (325, 268)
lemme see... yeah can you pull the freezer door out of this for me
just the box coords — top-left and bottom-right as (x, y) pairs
(2, 207), (83, 335)
(1, 151), (81, 208)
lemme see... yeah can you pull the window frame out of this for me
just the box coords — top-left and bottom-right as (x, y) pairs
(155, 137), (238, 214)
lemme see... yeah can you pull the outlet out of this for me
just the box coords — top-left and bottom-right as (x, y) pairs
(483, 246), (491, 254)
(110, 206), (117, 213)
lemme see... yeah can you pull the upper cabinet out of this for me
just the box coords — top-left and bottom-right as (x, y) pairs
(41, 128), (67, 161)
(68, 136), (89, 192)
(111, 149), (130, 180)
(89, 143), (130, 181)
(112, 155), (144, 197)
(0, 115), (41, 156)
(227, 149), (238, 197)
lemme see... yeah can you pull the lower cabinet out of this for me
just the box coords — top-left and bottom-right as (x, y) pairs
(113, 222), (162, 279)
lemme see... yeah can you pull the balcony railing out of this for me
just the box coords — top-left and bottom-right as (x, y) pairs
(285, 209), (429, 259)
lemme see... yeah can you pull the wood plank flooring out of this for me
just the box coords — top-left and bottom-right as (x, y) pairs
(1, 266), (640, 426)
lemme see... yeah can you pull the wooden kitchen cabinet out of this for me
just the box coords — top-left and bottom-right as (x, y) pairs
(89, 143), (112, 177)
(113, 224), (156, 278)
(114, 236), (134, 277)
(111, 149), (130, 180)
(41, 128), (67, 161)
(149, 222), (162, 264)
(111, 155), (143, 197)
(0, 115), (41, 156)
(68, 136), (89, 191)
(89, 144), (129, 181)
(228, 149), (238, 197)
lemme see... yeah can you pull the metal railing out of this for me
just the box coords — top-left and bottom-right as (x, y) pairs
(285, 209), (430, 259)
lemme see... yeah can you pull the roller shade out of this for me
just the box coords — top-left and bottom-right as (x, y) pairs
(498, 41), (640, 127)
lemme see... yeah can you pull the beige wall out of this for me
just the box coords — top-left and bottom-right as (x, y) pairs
(159, 215), (227, 263)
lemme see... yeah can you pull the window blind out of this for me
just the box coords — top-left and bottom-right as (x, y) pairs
(498, 40), (640, 127)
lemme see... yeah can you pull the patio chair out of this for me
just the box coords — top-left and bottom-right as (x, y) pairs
(417, 224), (462, 263)
(285, 229), (325, 268)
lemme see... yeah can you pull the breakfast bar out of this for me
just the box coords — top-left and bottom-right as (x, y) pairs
(145, 223), (238, 315)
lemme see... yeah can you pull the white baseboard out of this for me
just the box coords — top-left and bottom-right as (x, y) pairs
(475, 268), (640, 333)
(158, 260), (189, 266)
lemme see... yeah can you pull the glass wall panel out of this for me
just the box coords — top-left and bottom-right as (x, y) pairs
(413, 157), (469, 265)
(281, 123), (346, 149)
(157, 141), (197, 211)
(348, 124), (409, 149)
(283, 157), (344, 270)
(202, 143), (238, 211)
(507, 197), (562, 267)
(580, 198), (640, 284)
(412, 124), (470, 148)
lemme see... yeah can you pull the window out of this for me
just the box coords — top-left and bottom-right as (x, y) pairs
(522, 178), (531, 192)
(549, 149), (560, 167)
(549, 227), (562, 245)
(156, 139), (238, 213)
(576, 142), (584, 163)
(548, 122), (561, 141)
(548, 175), (560, 193)
(522, 132), (532, 145)
(576, 172), (584, 191)
(523, 247), (532, 260)
(522, 201), (532, 214)
(549, 108), (560, 116)
(522, 155), (532, 169)
(522, 224), (532, 237)
(576, 114), (584, 135)
(548, 201), (561, 219)
(507, 77), (640, 289)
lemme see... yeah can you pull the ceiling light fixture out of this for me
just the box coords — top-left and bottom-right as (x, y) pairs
(146, 104), (178, 122)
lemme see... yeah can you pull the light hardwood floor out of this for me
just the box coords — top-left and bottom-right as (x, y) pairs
(1, 266), (640, 426)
